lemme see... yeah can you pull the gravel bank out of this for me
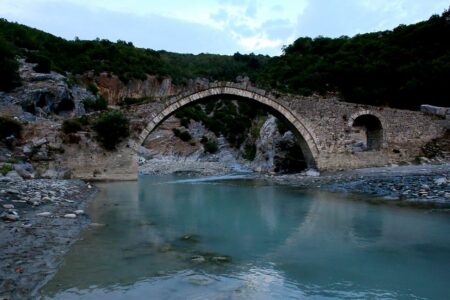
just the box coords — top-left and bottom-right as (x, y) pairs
(263, 164), (450, 208)
(139, 159), (236, 176)
(0, 178), (96, 300)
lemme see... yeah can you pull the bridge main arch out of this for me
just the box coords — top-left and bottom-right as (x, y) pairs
(134, 84), (321, 169)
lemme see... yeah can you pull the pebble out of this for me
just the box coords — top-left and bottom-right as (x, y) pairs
(2, 204), (14, 209)
(63, 214), (77, 219)
(74, 210), (84, 215)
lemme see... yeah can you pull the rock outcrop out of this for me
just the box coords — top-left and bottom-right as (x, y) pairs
(0, 60), (93, 119)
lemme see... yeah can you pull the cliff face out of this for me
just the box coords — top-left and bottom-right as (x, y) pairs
(0, 60), (93, 119)
(81, 72), (211, 105)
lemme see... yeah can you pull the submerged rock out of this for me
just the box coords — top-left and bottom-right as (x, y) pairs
(36, 212), (51, 217)
(63, 213), (77, 219)
(434, 177), (447, 185)
(191, 255), (206, 263)
(1, 211), (19, 221)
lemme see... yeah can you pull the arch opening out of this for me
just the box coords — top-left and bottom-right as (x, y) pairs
(351, 114), (383, 152)
(138, 90), (319, 173)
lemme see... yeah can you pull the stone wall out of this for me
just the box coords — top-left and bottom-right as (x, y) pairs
(130, 83), (447, 173)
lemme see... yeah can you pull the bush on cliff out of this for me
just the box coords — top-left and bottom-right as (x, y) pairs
(83, 96), (108, 112)
(0, 37), (20, 91)
(93, 111), (129, 150)
(172, 128), (192, 142)
(200, 136), (218, 154)
(62, 118), (82, 134)
(0, 116), (23, 140)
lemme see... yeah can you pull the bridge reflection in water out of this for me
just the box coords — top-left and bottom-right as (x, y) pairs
(41, 176), (450, 299)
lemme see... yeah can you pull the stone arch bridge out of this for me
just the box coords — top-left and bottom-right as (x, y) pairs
(62, 82), (447, 180)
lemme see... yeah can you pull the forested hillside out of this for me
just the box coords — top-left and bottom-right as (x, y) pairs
(1, 8), (449, 110)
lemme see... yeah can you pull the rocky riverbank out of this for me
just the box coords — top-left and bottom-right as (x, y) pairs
(263, 164), (450, 208)
(0, 178), (95, 300)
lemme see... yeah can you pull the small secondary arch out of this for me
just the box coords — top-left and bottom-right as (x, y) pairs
(135, 85), (321, 169)
(348, 111), (384, 151)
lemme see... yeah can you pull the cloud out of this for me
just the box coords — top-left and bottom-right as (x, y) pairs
(1, 0), (448, 55)
(295, 0), (449, 38)
(0, 0), (240, 54)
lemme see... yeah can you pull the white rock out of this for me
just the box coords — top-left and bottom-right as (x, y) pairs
(64, 213), (77, 219)
(2, 204), (14, 209)
(434, 177), (447, 186)
(74, 210), (84, 215)
(37, 212), (52, 217)
(32, 137), (48, 147)
(305, 169), (320, 177)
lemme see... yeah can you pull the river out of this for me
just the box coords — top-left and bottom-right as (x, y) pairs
(40, 175), (450, 299)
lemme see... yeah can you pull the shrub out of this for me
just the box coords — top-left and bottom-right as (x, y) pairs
(0, 38), (21, 91)
(276, 119), (290, 135)
(93, 111), (129, 150)
(0, 164), (13, 176)
(83, 96), (108, 112)
(0, 116), (23, 140)
(172, 128), (192, 141)
(172, 128), (181, 137)
(87, 83), (98, 95)
(119, 96), (153, 106)
(62, 118), (82, 134)
(31, 55), (52, 73)
(204, 140), (218, 153)
(242, 143), (257, 161)
(200, 136), (218, 153)
(179, 131), (192, 142)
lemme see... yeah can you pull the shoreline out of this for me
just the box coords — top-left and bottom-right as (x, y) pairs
(260, 163), (450, 208)
(0, 179), (96, 300)
(141, 160), (450, 208)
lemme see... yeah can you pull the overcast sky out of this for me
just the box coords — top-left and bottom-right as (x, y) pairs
(1, 0), (448, 56)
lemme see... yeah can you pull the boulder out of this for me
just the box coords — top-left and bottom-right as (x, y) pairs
(14, 163), (35, 179)
(32, 137), (48, 147)
(420, 104), (450, 118)
(305, 169), (320, 177)
(5, 171), (23, 180)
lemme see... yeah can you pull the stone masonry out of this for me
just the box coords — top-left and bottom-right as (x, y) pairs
(68, 82), (447, 180)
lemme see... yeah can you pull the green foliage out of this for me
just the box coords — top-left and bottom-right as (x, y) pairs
(276, 119), (290, 135)
(93, 111), (129, 150)
(119, 96), (154, 106)
(32, 55), (51, 73)
(83, 96), (107, 112)
(0, 164), (13, 176)
(200, 136), (218, 154)
(62, 118), (82, 134)
(242, 143), (257, 161)
(0, 116), (23, 139)
(0, 36), (20, 91)
(87, 82), (98, 95)
(172, 128), (192, 141)
(259, 10), (450, 109)
(175, 100), (264, 148)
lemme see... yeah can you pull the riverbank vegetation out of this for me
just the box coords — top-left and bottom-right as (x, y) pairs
(0, 8), (449, 109)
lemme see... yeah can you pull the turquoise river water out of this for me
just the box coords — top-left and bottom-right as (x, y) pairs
(40, 175), (450, 299)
